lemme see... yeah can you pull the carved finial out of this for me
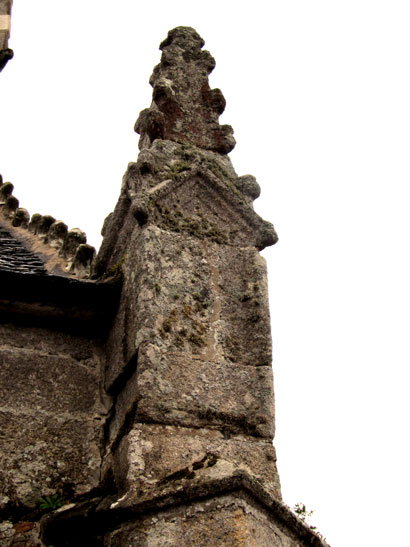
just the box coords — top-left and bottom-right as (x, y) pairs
(70, 244), (96, 278)
(46, 220), (68, 251)
(37, 215), (56, 240)
(135, 26), (235, 154)
(0, 181), (13, 202)
(60, 228), (87, 260)
(12, 208), (30, 228)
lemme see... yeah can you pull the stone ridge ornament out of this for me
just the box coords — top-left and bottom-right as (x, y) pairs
(0, 176), (96, 278)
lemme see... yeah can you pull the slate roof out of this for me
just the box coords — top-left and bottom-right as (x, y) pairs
(0, 222), (121, 333)
(0, 224), (47, 275)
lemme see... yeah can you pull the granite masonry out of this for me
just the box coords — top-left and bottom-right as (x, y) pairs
(0, 26), (327, 546)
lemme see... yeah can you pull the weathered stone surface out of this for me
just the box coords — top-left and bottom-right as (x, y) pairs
(105, 352), (139, 448)
(2, 195), (18, 218)
(27, 213), (41, 234)
(135, 27), (235, 154)
(106, 345), (274, 448)
(217, 245), (272, 366)
(105, 226), (273, 390)
(112, 424), (281, 500)
(46, 220), (68, 251)
(96, 137), (277, 278)
(0, 323), (97, 362)
(37, 215), (56, 239)
(146, 171), (275, 249)
(235, 174), (261, 200)
(0, 520), (41, 547)
(0, 348), (103, 413)
(104, 226), (215, 389)
(104, 493), (323, 547)
(0, 324), (109, 508)
(0, 181), (13, 201)
(60, 227), (86, 259)
(41, 482), (327, 546)
(135, 343), (274, 437)
(69, 243), (96, 278)
(0, 411), (102, 506)
(103, 223), (275, 454)
(11, 207), (30, 228)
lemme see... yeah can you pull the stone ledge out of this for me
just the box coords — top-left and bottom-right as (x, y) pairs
(108, 423), (281, 505)
(41, 472), (328, 546)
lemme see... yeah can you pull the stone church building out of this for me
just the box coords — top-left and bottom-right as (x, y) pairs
(0, 8), (326, 546)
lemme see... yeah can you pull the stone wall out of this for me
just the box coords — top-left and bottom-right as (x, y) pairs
(0, 324), (108, 509)
(0, 186), (119, 544)
(0, 0), (13, 71)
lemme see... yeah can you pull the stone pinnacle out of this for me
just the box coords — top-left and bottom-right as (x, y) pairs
(135, 26), (236, 154)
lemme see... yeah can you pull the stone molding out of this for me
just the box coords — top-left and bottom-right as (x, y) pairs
(41, 472), (328, 546)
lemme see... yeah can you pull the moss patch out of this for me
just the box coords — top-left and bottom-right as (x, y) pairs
(158, 205), (228, 244)
(100, 253), (127, 280)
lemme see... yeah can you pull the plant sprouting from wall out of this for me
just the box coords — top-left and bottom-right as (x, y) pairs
(292, 503), (327, 542)
(38, 493), (66, 512)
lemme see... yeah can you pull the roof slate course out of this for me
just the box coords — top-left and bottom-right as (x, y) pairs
(0, 225), (47, 274)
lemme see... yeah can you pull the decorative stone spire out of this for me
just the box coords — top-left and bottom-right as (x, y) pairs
(135, 26), (235, 154)
(96, 27), (277, 277)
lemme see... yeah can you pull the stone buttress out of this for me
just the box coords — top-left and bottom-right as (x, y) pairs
(97, 26), (280, 498)
(58, 27), (323, 546)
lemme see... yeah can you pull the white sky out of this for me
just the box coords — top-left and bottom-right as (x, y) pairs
(2, 2), (410, 545)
